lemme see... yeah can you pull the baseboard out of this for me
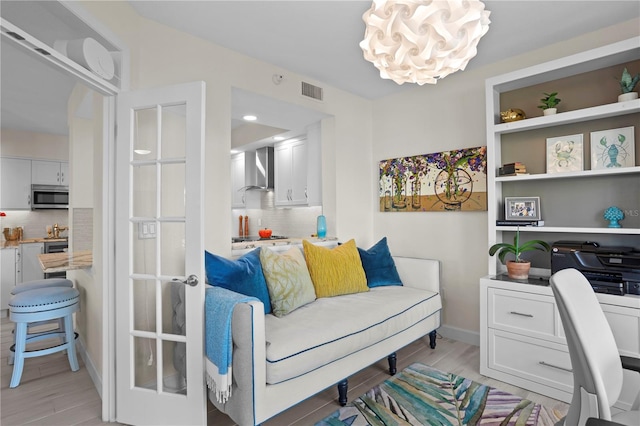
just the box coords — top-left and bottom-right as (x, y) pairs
(438, 324), (479, 347)
(77, 334), (102, 399)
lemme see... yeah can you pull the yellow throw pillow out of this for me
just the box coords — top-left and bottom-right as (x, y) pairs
(302, 239), (368, 298)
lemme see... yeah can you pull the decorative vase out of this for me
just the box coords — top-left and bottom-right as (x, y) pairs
(506, 260), (531, 280)
(434, 168), (473, 211)
(603, 206), (624, 228)
(543, 108), (557, 116)
(618, 92), (638, 102)
(316, 215), (327, 238)
(411, 179), (421, 209)
(392, 174), (407, 209)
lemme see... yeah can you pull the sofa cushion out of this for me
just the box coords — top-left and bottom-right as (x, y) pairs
(260, 246), (316, 317)
(204, 249), (271, 314)
(302, 239), (368, 298)
(358, 237), (403, 288)
(264, 285), (441, 384)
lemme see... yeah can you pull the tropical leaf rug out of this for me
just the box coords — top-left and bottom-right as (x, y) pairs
(316, 363), (564, 426)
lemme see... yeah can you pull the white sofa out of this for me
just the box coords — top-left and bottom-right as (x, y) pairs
(207, 255), (442, 426)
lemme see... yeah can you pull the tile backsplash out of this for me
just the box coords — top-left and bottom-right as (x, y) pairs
(0, 210), (69, 240)
(232, 191), (323, 238)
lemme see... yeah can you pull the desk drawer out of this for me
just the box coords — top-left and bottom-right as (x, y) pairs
(489, 329), (572, 395)
(489, 288), (562, 341)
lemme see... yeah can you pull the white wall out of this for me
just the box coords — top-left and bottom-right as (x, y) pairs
(371, 18), (640, 341)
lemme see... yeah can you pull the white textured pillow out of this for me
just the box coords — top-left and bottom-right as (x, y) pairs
(260, 247), (316, 317)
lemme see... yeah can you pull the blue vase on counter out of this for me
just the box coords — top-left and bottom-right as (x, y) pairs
(316, 215), (327, 239)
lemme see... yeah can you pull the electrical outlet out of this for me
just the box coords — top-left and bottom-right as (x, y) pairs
(138, 221), (156, 239)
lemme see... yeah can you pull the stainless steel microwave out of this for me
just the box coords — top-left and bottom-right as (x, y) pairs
(31, 184), (69, 209)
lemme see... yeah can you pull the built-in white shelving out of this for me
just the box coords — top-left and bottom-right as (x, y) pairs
(486, 37), (640, 276)
(481, 37), (640, 407)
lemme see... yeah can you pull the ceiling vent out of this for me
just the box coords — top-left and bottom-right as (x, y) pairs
(301, 81), (323, 101)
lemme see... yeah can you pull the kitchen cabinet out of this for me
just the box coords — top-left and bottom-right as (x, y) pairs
(1, 157), (32, 210)
(231, 153), (247, 208)
(275, 139), (307, 206)
(1, 247), (20, 310)
(32, 160), (69, 185)
(480, 277), (640, 410)
(19, 242), (44, 283)
(275, 129), (321, 207)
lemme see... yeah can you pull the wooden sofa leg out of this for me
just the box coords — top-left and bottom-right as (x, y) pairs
(387, 353), (397, 375)
(429, 330), (437, 349)
(337, 379), (348, 406)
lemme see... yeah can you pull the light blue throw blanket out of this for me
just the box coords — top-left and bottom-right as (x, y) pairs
(205, 286), (258, 403)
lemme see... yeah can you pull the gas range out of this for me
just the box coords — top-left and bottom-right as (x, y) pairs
(232, 236), (289, 243)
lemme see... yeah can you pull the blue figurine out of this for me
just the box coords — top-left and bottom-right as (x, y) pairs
(603, 206), (624, 228)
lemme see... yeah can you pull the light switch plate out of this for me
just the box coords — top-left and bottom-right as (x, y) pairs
(138, 221), (156, 239)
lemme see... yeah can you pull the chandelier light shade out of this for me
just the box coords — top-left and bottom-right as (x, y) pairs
(360, 0), (491, 85)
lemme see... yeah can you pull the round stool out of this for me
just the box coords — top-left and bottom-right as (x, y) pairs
(8, 278), (74, 366)
(11, 278), (73, 295)
(9, 286), (80, 388)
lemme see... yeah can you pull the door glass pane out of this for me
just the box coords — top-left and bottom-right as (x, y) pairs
(161, 163), (185, 217)
(160, 222), (185, 277)
(134, 336), (157, 390)
(161, 104), (186, 159)
(163, 340), (186, 395)
(132, 231), (156, 275)
(133, 279), (156, 333)
(133, 164), (157, 218)
(134, 108), (157, 160)
(162, 280), (183, 335)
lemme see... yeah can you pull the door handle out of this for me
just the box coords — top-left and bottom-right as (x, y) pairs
(173, 274), (199, 287)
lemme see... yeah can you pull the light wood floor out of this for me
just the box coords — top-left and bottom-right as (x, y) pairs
(1, 317), (568, 425)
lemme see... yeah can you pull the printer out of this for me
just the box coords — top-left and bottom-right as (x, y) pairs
(551, 241), (640, 296)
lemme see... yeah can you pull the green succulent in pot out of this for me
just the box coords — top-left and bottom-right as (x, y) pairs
(489, 227), (550, 279)
(618, 68), (639, 94)
(538, 92), (561, 110)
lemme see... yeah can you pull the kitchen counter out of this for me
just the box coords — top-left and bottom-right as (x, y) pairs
(2, 238), (68, 249)
(38, 250), (92, 273)
(231, 236), (339, 256)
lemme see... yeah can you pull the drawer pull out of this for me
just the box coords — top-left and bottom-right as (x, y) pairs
(539, 361), (572, 373)
(509, 311), (533, 318)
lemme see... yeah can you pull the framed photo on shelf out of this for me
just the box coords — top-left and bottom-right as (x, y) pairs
(590, 126), (635, 170)
(504, 196), (541, 221)
(546, 134), (584, 173)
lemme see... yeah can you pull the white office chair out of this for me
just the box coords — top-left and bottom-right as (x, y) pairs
(550, 268), (640, 426)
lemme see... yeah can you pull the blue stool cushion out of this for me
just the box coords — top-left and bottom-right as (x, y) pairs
(9, 287), (79, 313)
(11, 278), (73, 295)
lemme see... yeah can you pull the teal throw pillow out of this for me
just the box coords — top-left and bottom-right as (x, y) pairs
(204, 249), (272, 314)
(357, 237), (403, 288)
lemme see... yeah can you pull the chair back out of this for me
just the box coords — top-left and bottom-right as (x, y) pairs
(550, 268), (623, 421)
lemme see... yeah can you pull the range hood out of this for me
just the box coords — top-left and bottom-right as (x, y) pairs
(241, 146), (274, 191)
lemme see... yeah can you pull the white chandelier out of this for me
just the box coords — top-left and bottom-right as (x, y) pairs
(360, 0), (491, 85)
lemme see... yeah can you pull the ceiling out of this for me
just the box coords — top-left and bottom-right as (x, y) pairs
(1, 1), (639, 138)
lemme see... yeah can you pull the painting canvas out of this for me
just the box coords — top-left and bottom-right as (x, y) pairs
(590, 126), (635, 170)
(546, 134), (583, 173)
(379, 146), (487, 212)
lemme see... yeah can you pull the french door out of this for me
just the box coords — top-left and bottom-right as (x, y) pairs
(115, 82), (206, 425)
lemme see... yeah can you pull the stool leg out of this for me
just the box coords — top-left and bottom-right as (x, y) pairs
(64, 314), (79, 372)
(10, 322), (27, 388)
(8, 326), (15, 365)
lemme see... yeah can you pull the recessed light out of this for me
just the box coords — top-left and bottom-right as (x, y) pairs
(243, 115), (257, 121)
(274, 136), (285, 141)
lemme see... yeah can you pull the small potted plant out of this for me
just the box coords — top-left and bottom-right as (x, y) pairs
(489, 227), (550, 279)
(538, 92), (561, 116)
(617, 68), (639, 102)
